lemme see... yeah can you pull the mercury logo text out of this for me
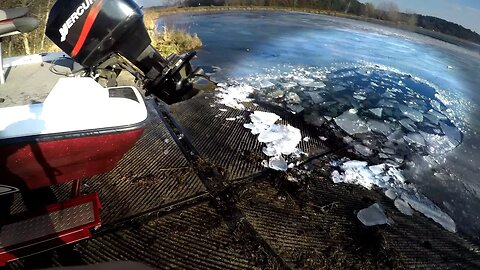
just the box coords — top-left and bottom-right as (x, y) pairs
(59, 0), (96, 42)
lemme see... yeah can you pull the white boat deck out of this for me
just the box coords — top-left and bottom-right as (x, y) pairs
(0, 53), (136, 108)
(0, 58), (72, 108)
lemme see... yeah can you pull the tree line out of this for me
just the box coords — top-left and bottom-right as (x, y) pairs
(181, 0), (480, 44)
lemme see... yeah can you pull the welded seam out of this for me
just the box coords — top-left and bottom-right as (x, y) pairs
(93, 192), (210, 234)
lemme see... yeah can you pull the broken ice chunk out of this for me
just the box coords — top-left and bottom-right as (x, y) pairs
(399, 104), (423, 122)
(331, 170), (342, 183)
(439, 122), (462, 146)
(404, 133), (426, 146)
(422, 132), (457, 155)
(354, 144), (373, 157)
(387, 129), (406, 143)
(385, 189), (397, 200)
(430, 100), (442, 112)
(379, 153), (389, 159)
(357, 203), (389, 226)
(334, 111), (370, 135)
(394, 198), (414, 216)
(399, 118), (416, 132)
(386, 167), (406, 184)
(381, 147), (395, 155)
(262, 146), (277, 156)
(269, 156), (288, 171)
(353, 95), (367, 101)
(280, 82), (297, 89)
(225, 117), (236, 121)
(300, 81), (326, 88)
(258, 126), (289, 143)
(267, 90), (285, 99)
(259, 80), (275, 89)
(401, 193), (456, 232)
(307, 91), (324, 104)
(428, 110), (447, 120)
(294, 76), (314, 84)
(424, 113), (440, 125)
(286, 92), (301, 103)
(304, 111), (326, 127)
(377, 99), (395, 108)
(332, 85), (346, 92)
(369, 108), (383, 117)
(216, 84), (255, 110)
(369, 164), (386, 175)
(367, 120), (392, 136)
(245, 111), (281, 135)
(287, 104), (305, 114)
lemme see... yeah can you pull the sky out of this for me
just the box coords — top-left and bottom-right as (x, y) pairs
(135, 0), (480, 33)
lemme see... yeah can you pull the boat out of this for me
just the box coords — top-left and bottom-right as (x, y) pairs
(0, 77), (148, 190)
(0, 0), (205, 265)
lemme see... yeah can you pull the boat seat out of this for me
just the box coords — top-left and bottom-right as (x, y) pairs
(0, 7), (39, 84)
(0, 17), (39, 38)
(0, 7), (29, 21)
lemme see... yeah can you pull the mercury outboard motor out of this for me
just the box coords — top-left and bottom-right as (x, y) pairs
(45, 0), (203, 104)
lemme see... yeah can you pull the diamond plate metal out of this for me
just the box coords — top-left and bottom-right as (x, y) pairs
(0, 202), (95, 248)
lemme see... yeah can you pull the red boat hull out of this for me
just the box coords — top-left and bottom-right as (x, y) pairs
(0, 127), (144, 190)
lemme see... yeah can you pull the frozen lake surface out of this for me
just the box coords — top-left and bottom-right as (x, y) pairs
(159, 11), (480, 239)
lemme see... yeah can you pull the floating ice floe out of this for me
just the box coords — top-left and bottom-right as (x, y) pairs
(334, 111), (369, 135)
(357, 203), (391, 226)
(354, 144), (373, 157)
(439, 122), (462, 146)
(307, 91), (323, 104)
(367, 120), (392, 136)
(399, 118), (416, 132)
(369, 108), (383, 117)
(304, 111), (327, 127)
(331, 160), (456, 232)
(404, 133), (426, 146)
(215, 84), (255, 110)
(399, 104), (424, 122)
(244, 111), (302, 171)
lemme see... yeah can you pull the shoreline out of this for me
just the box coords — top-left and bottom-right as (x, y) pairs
(145, 6), (480, 54)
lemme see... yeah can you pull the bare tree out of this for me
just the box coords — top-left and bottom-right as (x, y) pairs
(364, 2), (375, 17)
(376, 1), (400, 22)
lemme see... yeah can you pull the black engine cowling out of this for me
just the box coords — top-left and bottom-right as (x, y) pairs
(46, 0), (203, 104)
(46, 0), (151, 68)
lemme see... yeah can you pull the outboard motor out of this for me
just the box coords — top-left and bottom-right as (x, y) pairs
(45, 0), (203, 104)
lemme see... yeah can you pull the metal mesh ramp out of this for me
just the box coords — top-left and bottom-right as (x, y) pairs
(169, 92), (330, 181)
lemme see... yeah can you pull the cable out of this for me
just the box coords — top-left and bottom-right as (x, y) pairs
(48, 56), (87, 77)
